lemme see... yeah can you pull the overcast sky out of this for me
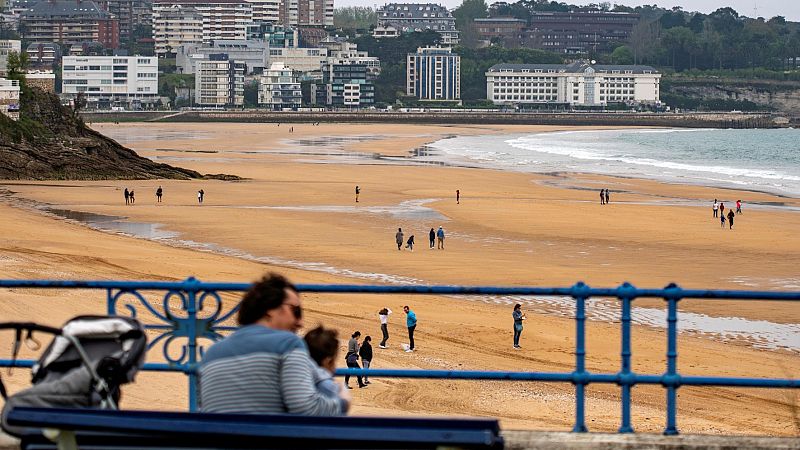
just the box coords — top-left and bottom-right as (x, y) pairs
(338, 0), (800, 22)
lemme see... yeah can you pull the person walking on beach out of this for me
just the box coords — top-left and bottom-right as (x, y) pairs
(405, 234), (415, 251)
(403, 306), (417, 352)
(599, 189), (605, 205)
(156, 186), (163, 203)
(199, 273), (348, 415)
(436, 226), (445, 250)
(358, 336), (373, 385)
(605, 189), (610, 204)
(727, 209), (735, 230)
(719, 202), (725, 217)
(512, 303), (526, 350)
(129, 190), (135, 204)
(345, 331), (366, 389)
(720, 212), (726, 228)
(124, 188), (130, 205)
(713, 199), (719, 218)
(429, 228), (435, 249)
(395, 228), (404, 250)
(456, 189), (460, 204)
(736, 200), (742, 214)
(378, 308), (392, 348)
(355, 185), (360, 203)
(198, 189), (204, 204)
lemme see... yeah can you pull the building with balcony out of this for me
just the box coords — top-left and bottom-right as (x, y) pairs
(177, 40), (267, 74)
(312, 62), (374, 107)
(407, 46), (460, 101)
(259, 61), (300, 110)
(278, 0), (332, 27)
(153, 0), (252, 49)
(246, 22), (298, 48)
(20, 0), (119, 49)
(0, 77), (20, 120)
(152, 4), (203, 55)
(26, 42), (62, 69)
(245, 0), (279, 24)
(322, 39), (380, 79)
(522, 10), (639, 54)
(0, 40), (21, 77)
(267, 46), (327, 74)
(195, 53), (245, 107)
(473, 17), (525, 46)
(485, 61), (660, 107)
(376, 3), (458, 45)
(61, 55), (158, 108)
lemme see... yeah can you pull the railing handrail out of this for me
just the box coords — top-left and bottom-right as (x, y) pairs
(0, 278), (798, 436)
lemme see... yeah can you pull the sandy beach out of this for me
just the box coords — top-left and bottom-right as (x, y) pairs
(0, 122), (798, 435)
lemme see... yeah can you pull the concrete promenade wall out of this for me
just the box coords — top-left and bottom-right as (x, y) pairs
(81, 110), (782, 129)
(3, 430), (799, 449)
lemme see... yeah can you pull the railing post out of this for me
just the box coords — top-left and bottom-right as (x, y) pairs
(663, 283), (682, 436)
(617, 282), (636, 433)
(572, 282), (589, 432)
(185, 277), (200, 412)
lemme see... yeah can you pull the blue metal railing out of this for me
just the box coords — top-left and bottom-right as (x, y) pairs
(0, 278), (798, 435)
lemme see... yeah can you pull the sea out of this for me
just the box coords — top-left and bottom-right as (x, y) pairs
(425, 128), (800, 198)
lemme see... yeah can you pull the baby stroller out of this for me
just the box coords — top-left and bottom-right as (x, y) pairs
(0, 315), (147, 437)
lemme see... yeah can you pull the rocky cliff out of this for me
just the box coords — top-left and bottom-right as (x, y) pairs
(0, 88), (208, 180)
(663, 78), (800, 116)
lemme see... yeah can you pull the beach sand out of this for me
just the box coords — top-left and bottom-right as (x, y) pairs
(0, 122), (798, 435)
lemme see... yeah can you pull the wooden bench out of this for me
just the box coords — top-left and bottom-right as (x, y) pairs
(7, 407), (503, 449)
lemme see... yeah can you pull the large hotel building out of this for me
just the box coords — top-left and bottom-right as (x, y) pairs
(485, 62), (660, 107)
(407, 46), (460, 101)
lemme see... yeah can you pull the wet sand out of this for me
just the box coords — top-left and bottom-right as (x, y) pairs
(0, 122), (798, 435)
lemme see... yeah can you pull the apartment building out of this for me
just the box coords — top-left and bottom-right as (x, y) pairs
(267, 46), (327, 73)
(61, 55), (158, 108)
(313, 62), (374, 107)
(177, 40), (267, 74)
(153, 0), (252, 48)
(245, 0), (279, 24)
(259, 61), (300, 110)
(376, 3), (458, 45)
(20, 0), (120, 49)
(0, 77), (20, 120)
(473, 17), (525, 45)
(96, 0), (150, 44)
(278, 0), (332, 27)
(322, 39), (380, 79)
(26, 42), (62, 68)
(407, 46), (460, 101)
(152, 4), (203, 55)
(0, 39), (21, 77)
(485, 62), (660, 107)
(195, 53), (245, 107)
(524, 10), (639, 54)
(247, 22), (298, 48)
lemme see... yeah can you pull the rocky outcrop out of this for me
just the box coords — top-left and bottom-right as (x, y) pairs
(0, 88), (212, 180)
(664, 78), (800, 116)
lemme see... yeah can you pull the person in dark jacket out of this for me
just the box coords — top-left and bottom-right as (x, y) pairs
(156, 186), (163, 203)
(124, 188), (130, 205)
(345, 331), (366, 389)
(429, 228), (435, 249)
(405, 235), (414, 251)
(358, 336), (373, 384)
(727, 209), (735, 230)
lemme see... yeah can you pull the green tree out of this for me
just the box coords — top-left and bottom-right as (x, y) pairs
(610, 45), (634, 64)
(334, 6), (377, 32)
(6, 51), (29, 83)
(453, 0), (488, 48)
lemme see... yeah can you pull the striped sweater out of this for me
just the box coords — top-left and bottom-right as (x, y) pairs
(199, 324), (346, 415)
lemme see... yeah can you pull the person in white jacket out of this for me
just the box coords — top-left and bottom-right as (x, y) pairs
(378, 308), (392, 349)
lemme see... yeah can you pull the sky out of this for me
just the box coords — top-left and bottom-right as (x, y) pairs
(337, 0), (800, 22)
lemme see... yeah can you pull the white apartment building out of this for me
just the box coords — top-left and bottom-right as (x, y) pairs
(267, 46), (328, 74)
(245, 0), (279, 24)
(195, 54), (245, 107)
(153, 0), (252, 49)
(177, 40), (267, 74)
(259, 62), (300, 110)
(153, 5), (203, 55)
(0, 40), (21, 77)
(485, 62), (661, 107)
(324, 41), (381, 79)
(407, 46), (460, 101)
(0, 77), (20, 120)
(62, 56), (159, 108)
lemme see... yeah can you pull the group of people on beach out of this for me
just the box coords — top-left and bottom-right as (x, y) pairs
(121, 186), (205, 205)
(713, 199), (742, 230)
(395, 227), (445, 251)
(599, 189), (611, 205)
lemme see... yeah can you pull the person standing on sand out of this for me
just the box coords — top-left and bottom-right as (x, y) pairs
(456, 189), (460, 204)
(605, 189), (610, 204)
(405, 235), (414, 251)
(736, 200), (742, 214)
(378, 308), (392, 348)
(156, 186), (163, 203)
(512, 303), (526, 349)
(395, 228), (404, 250)
(124, 188), (130, 205)
(358, 336), (373, 385)
(719, 202), (725, 217)
(355, 186), (360, 203)
(436, 226), (445, 250)
(720, 212), (726, 228)
(599, 189), (605, 205)
(429, 228), (435, 249)
(345, 331), (366, 389)
(713, 199), (719, 218)
(129, 190), (135, 204)
(403, 306), (416, 352)
(727, 209), (735, 230)
(198, 189), (204, 204)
